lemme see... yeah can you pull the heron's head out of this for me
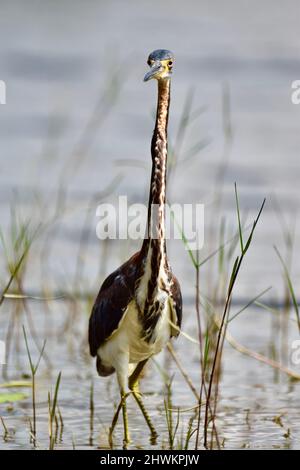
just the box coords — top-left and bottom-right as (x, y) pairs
(144, 49), (174, 82)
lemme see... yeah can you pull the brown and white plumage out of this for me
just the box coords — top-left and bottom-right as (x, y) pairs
(88, 49), (182, 447)
(89, 252), (182, 367)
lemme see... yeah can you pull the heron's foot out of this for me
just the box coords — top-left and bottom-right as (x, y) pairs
(122, 437), (130, 450)
(150, 429), (158, 445)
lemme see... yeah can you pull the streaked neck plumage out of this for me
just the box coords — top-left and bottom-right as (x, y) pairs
(137, 79), (171, 326)
(143, 78), (170, 257)
(136, 78), (171, 340)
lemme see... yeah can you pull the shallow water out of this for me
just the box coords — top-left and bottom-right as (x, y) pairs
(1, 300), (299, 450)
(0, 0), (300, 450)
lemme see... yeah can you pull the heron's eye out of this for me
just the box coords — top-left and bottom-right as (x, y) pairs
(147, 59), (152, 66)
(168, 60), (173, 67)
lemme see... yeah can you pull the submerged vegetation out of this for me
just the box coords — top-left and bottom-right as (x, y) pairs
(0, 80), (299, 450)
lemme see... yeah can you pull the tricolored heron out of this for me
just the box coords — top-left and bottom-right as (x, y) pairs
(88, 49), (182, 448)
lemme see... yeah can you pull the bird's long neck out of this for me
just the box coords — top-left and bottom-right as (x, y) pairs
(138, 79), (170, 325)
(142, 78), (170, 262)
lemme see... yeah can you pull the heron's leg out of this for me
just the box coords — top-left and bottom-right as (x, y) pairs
(132, 391), (158, 443)
(108, 399), (123, 448)
(128, 360), (158, 444)
(121, 387), (130, 448)
(128, 359), (148, 391)
(108, 390), (131, 449)
(109, 357), (131, 449)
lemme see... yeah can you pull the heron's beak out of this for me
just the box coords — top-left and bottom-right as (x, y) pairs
(144, 62), (163, 82)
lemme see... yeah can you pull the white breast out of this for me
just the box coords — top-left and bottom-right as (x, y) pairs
(98, 292), (172, 374)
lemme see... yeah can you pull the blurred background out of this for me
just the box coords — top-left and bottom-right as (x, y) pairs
(0, 0), (299, 450)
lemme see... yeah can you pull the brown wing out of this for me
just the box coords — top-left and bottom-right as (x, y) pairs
(88, 252), (140, 357)
(169, 273), (182, 336)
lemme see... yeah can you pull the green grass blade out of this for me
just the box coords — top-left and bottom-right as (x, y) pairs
(51, 372), (62, 419)
(22, 326), (34, 374)
(234, 183), (244, 252)
(228, 286), (272, 323)
(274, 246), (300, 332)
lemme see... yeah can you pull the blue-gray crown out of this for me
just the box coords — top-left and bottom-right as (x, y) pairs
(147, 49), (174, 63)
